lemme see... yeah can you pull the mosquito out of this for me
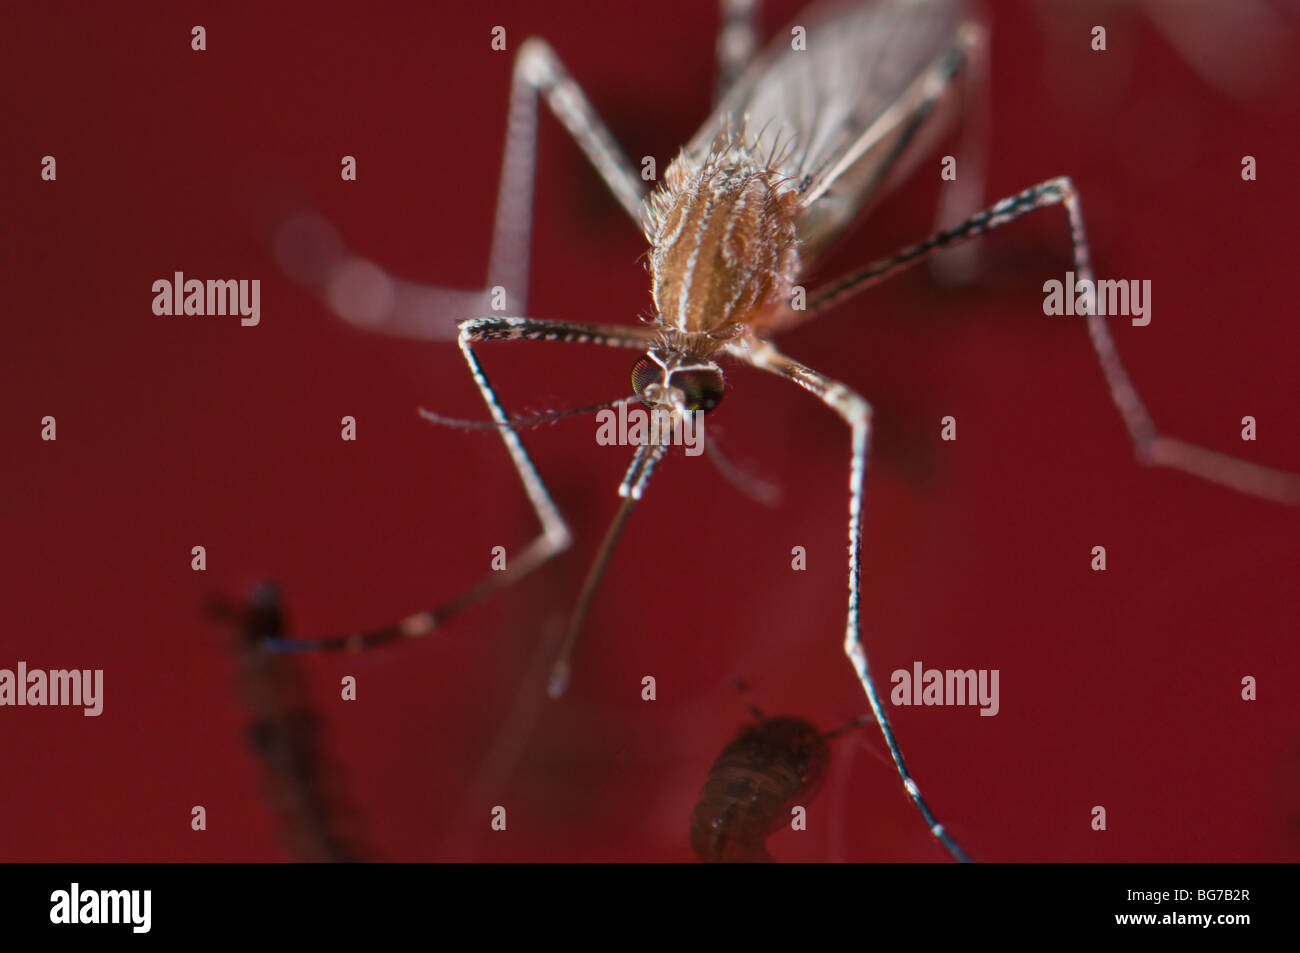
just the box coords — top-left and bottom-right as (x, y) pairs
(259, 0), (1300, 863)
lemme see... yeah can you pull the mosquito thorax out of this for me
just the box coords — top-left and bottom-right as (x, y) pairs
(631, 352), (724, 414)
(643, 146), (801, 346)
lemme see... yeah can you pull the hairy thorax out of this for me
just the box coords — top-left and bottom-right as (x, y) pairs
(644, 149), (801, 356)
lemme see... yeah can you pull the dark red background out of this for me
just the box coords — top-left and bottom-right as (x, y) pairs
(3, 0), (1298, 862)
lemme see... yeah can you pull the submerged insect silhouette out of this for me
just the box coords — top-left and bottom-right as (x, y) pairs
(210, 584), (366, 862)
(259, 0), (1300, 863)
(691, 681), (874, 862)
(693, 717), (831, 862)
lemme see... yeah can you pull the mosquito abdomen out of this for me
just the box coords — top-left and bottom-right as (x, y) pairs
(690, 716), (830, 862)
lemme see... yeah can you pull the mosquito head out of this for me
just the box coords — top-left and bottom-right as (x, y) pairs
(630, 350), (724, 414)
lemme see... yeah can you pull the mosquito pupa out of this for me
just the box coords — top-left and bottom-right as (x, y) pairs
(691, 680), (874, 862)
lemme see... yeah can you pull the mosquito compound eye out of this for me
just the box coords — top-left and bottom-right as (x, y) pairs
(631, 355), (660, 402)
(671, 368), (725, 413)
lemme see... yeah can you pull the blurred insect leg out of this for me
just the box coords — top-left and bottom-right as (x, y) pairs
(269, 39), (646, 341)
(267, 209), (490, 342)
(489, 39), (650, 311)
(548, 436), (673, 697)
(704, 429), (784, 507)
(262, 317), (656, 655)
(213, 586), (367, 860)
(714, 0), (763, 105)
(929, 22), (989, 287)
(733, 340), (972, 863)
(795, 177), (1300, 505)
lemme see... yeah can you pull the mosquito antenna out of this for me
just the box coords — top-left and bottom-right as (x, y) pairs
(548, 440), (670, 698)
(418, 395), (635, 432)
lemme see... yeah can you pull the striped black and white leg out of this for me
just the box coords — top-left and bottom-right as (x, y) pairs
(730, 337), (973, 863)
(262, 317), (655, 654)
(786, 177), (1300, 506)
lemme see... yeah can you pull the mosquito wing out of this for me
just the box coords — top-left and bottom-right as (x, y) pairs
(682, 0), (982, 263)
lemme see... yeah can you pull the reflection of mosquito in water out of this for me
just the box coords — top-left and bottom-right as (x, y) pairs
(257, 0), (1300, 862)
(692, 679), (882, 862)
(209, 584), (366, 862)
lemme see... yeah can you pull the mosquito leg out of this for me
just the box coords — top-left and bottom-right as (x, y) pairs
(929, 22), (989, 287)
(490, 38), (650, 311)
(730, 338), (972, 863)
(783, 177), (1300, 506)
(714, 0), (762, 105)
(268, 39), (647, 340)
(261, 317), (655, 654)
